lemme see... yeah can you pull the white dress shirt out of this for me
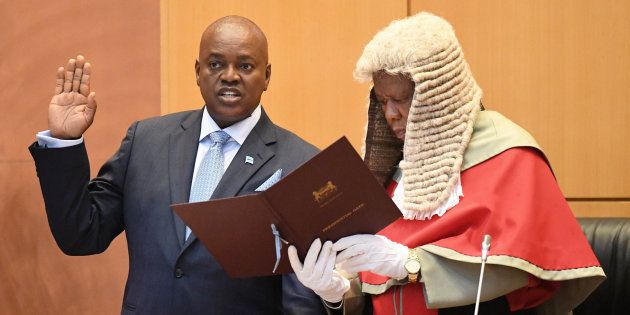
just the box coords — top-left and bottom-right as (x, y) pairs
(192, 105), (261, 180)
(185, 105), (261, 239)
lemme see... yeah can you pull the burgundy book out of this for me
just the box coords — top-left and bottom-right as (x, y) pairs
(172, 137), (401, 278)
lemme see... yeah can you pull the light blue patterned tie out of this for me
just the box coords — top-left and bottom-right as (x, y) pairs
(185, 130), (231, 240)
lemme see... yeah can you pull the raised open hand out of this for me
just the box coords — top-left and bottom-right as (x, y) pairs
(48, 55), (97, 139)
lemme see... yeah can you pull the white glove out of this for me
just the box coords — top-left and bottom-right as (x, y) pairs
(288, 239), (351, 303)
(333, 234), (409, 279)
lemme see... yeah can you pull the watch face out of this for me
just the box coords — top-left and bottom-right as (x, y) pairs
(405, 260), (421, 273)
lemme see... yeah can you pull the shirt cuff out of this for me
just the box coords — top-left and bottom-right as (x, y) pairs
(36, 130), (84, 148)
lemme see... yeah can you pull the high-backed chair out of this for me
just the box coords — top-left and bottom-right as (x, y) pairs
(573, 218), (630, 314)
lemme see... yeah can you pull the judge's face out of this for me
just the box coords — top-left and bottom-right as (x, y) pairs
(196, 23), (271, 128)
(373, 72), (415, 141)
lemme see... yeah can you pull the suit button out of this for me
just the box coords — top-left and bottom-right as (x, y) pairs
(175, 268), (184, 278)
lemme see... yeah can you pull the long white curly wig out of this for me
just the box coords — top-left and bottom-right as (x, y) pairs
(356, 12), (482, 217)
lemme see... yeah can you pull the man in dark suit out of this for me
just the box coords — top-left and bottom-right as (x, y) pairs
(29, 16), (326, 314)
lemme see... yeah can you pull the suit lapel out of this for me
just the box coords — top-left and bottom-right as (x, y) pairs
(181, 109), (277, 250)
(169, 109), (203, 248)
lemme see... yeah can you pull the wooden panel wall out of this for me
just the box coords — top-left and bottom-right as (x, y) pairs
(409, 0), (630, 216)
(0, 1), (161, 314)
(163, 0), (629, 217)
(161, 0), (407, 150)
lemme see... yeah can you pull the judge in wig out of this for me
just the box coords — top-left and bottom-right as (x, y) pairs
(289, 12), (604, 315)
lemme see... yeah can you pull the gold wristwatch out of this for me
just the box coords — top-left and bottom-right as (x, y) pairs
(404, 248), (421, 283)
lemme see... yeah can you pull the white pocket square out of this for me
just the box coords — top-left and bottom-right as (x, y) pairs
(255, 169), (283, 192)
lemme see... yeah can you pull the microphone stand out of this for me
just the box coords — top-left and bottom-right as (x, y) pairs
(474, 235), (491, 315)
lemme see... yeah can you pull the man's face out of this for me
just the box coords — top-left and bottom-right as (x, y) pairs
(196, 24), (271, 128)
(373, 72), (415, 141)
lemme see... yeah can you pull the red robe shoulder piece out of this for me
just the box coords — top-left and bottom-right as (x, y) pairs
(361, 147), (604, 314)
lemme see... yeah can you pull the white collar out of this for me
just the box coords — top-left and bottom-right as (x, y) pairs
(199, 105), (262, 144)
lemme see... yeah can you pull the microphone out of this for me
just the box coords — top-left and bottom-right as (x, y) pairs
(474, 234), (491, 315)
(481, 235), (491, 261)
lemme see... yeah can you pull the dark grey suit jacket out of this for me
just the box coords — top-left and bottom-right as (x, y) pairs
(29, 107), (326, 315)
